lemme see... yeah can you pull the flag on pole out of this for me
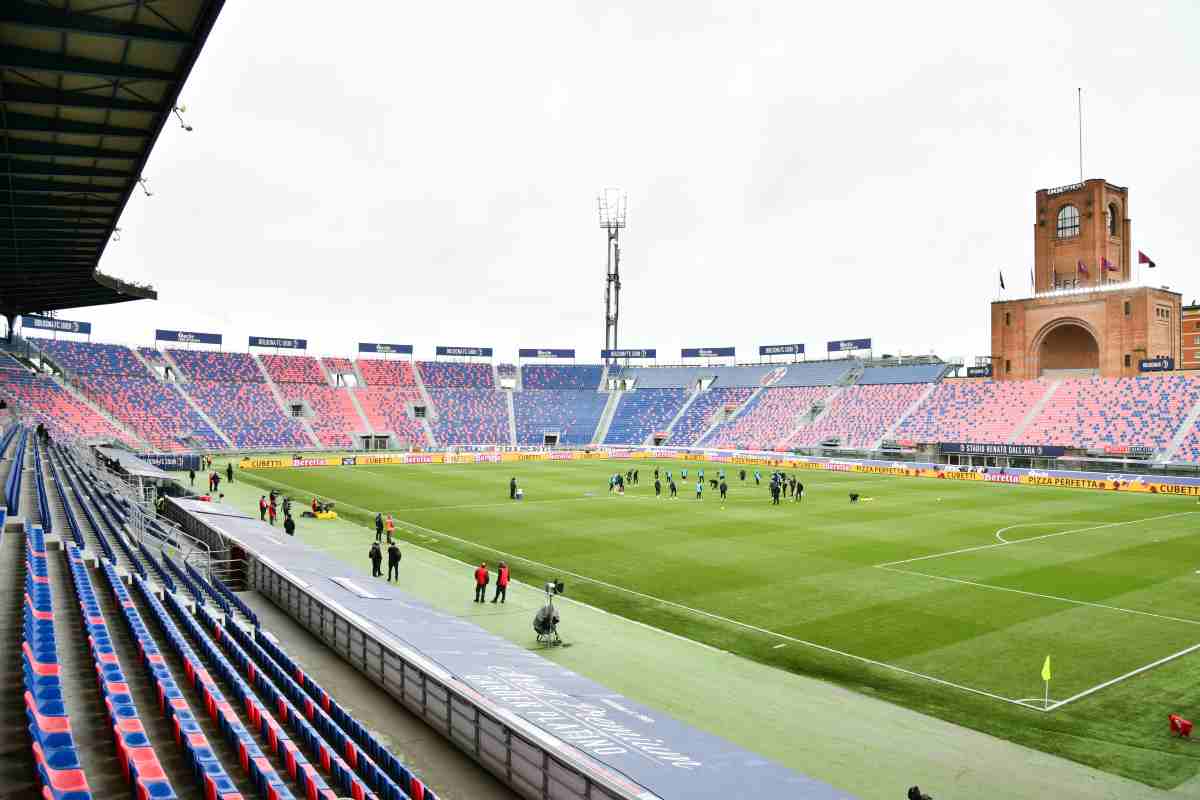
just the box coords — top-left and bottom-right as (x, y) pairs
(1041, 655), (1052, 682)
(1102, 257), (1118, 272)
(1077, 260), (1089, 276)
(1139, 250), (1156, 268)
(999, 271), (1006, 290)
(1030, 269), (1035, 289)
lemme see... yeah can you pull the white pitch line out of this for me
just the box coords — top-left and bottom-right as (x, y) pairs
(1046, 640), (1200, 711)
(875, 511), (1198, 568)
(994, 521), (1076, 544)
(879, 565), (1200, 626)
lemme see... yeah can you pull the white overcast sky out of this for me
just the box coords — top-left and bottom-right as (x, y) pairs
(52, 0), (1200, 364)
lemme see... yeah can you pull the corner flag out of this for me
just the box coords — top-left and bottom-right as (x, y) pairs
(1041, 655), (1052, 682)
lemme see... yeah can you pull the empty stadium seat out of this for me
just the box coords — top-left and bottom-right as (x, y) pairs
(667, 387), (755, 446)
(603, 389), (688, 445)
(703, 386), (831, 450)
(30, 338), (150, 378)
(789, 383), (928, 448)
(514, 390), (607, 444)
(77, 376), (224, 450)
(893, 380), (1050, 444)
(260, 354), (327, 384)
(427, 388), (509, 445)
(354, 386), (427, 446)
(187, 381), (311, 448)
(166, 350), (262, 382)
(417, 361), (494, 388)
(520, 364), (603, 390)
(281, 384), (363, 448)
(357, 358), (418, 386)
(0, 371), (137, 446)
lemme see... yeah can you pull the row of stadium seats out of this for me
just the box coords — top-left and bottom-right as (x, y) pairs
(355, 386), (428, 446)
(667, 387), (756, 446)
(0, 370), (139, 446)
(283, 384), (364, 448)
(893, 380), (1050, 444)
(603, 388), (688, 445)
(418, 361), (494, 388)
(187, 381), (312, 448)
(259, 354), (327, 384)
(78, 376), (226, 450)
(514, 389), (608, 444)
(167, 349), (263, 382)
(520, 364), (603, 389)
(358, 358), (418, 386)
(789, 383), (929, 448)
(702, 386), (831, 451)
(427, 388), (510, 445)
(31, 338), (151, 378)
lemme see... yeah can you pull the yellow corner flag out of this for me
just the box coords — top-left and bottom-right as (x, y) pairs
(1041, 655), (1052, 682)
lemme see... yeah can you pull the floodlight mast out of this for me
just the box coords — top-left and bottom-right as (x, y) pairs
(598, 190), (627, 363)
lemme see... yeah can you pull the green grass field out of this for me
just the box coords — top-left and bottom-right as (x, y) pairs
(238, 458), (1200, 789)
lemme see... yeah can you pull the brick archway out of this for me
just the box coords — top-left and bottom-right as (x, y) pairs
(1029, 317), (1101, 376)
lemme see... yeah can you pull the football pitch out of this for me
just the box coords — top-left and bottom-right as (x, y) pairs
(238, 458), (1200, 788)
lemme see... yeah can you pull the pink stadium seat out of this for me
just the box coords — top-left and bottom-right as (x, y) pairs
(259, 354), (326, 384)
(667, 387), (755, 446)
(356, 359), (418, 387)
(77, 376), (224, 451)
(281, 384), (363, 448)
(354, 386), (427, 447)
(166, 350), (262, 382)
(893, 380), (1050, 444)
(0, 370), (138, 446)
(789, 383), (927, 448)
(417, 361), (494, 389)
(186, 381), (311, 448)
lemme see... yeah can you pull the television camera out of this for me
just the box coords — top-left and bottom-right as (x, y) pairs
(533, 580), (565, 646)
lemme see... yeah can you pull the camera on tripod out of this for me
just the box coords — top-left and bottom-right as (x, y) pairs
(533, 580), (566, 646)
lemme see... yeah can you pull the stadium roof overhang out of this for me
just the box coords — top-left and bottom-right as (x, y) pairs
(0, 0), (225, 318)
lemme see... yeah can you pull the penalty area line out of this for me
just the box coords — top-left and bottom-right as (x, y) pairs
(1046, 640), (1200, 711)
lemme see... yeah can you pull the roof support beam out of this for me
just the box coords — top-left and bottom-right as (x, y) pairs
(0, 139), (140, 160)
(0, 82), (165, 113)
(0, 221), (111, 231)
(0, 111), (147, 138)
(0, 45), (177, 82)
(0, 3), (193, 45)
(6, 208), (112, 222)
(0, 177), (123, 194)
(0, 159), (133, 179)
(0, 194), (117, 209)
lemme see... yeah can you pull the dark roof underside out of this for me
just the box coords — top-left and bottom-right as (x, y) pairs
(0, 0), (225, 316)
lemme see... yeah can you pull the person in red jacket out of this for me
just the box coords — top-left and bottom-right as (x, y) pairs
(491, 561), (509, 604)
(474, 562), (489, 603)
(259, 496), (268, 521)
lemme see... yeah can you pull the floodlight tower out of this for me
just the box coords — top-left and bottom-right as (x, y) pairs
(598, 189), (627, 359)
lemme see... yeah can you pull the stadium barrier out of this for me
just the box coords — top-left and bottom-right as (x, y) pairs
(233, 445), (1200, 496)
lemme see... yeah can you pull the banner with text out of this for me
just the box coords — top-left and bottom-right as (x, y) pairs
(141, 453), (201, 471)
(21, 314), (91, 335)
(966, 366), (993, 378)
(681, 347), (735, 358)
(939, 442), (1066, 457)
(601, 349), (656, 359)
(827, 338), (872, 352)
(435, 346), (493, 357)
(518, 348), (575, 359)
(249, 336), (307, 350)
(1139, 357), (1175, 372)
(358, 343), (413, 355)
(759, 343), (804, 356)
(155, 329), (222, 346)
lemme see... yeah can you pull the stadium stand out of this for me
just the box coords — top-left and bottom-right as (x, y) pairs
(773, 360), (860, 386)
(29, 338), (151, 379)
(667, 387), (755, 445)
(496, 363), (518, 380)
(858, 363), (949, 384)
(283, 384), (362, 448)
(611, 366), (710, 389)
(260, 354), (327, 384)
(166, 349), (263, 382)
(521, 364), (604, 389)
(427, 388), (510, 445)
(0, 370), (137, 446)
(603, 388), (688, 445)
(789, 383), (929, 448)
(358, 358), (419, 386)
(892, 380), (1050, 444)
(418, 361), (495, 388)
(187, 381), (312, 448)
(1020, 375), (1200, 452)
(703, 386), (832, 450)
(137, 347), (166, 364)
(77, 376), (225, 450)
(355, 386), (428, 445)
(322, 356), (356, 377)
(514, 390), (608, 444)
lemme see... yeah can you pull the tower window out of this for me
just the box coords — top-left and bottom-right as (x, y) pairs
(1107, 203), (1119, 236)
(1124, 354), (1132, 368)
(1056, 205), (1080, 238)
(1124, 301), (1131, 316)
(1005, 359), (1011, 373)
(1004, 312), (1011, 326)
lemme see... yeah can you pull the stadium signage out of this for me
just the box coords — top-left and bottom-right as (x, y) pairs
(518, 348), (575, 359)
(249, 336), (307, 349)
(155, 329), (222, 346)
(939, 442), (1066, 457)
(827, 338), (872, 352)
(759, 343), (804, 356)
(601, 349), (656, 359)
(435, 346), (493, 357)
(1138, 357), (1174, 372)
(21, 314), (91, 335)
(966, 365), (993, 378)
(681, 347), (735, 358)
(141, 453), (200, 471)
(358, 342), (413, 354)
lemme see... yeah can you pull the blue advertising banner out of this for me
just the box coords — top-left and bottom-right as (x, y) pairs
(759, 343), (804, 356)
(939, 442), (1066, 457)
(21, 314), (91, 335)
(249, 336), (307, 350)
(436, 346), (493, 357)
(155, 329), (222, 346)
(681, 347), (735, 358)
(141, 453), (201, 471)
(827, 338), (872, 352)
(966, 365), (993, 378)
(518, 348), (576, 359)
(358, 343), (413, 355)
(601, 349), (656, 359)
(1139, 357), (1175, 372)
